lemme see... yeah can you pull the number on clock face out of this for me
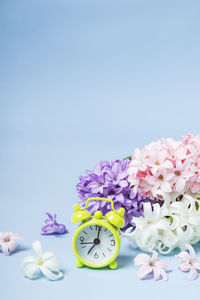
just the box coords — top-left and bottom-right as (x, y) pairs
(76, 224), (117, 265)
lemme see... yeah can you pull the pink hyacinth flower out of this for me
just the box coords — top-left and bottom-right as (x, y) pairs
(134, 250), (171, 281)
(175, 244), (200, 280)
(0, 232), (24, 255)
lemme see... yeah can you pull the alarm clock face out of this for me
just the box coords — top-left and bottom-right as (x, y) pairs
(75, 224), (118, 266)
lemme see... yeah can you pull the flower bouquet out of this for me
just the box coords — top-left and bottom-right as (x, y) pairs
(76, 134), (200, 254)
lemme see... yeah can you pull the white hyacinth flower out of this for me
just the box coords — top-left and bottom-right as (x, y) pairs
(170, 194), (200, 250)
(124, 202), (177, 254)
(124, 192), (200, 254)
(22, 241), (63, 280)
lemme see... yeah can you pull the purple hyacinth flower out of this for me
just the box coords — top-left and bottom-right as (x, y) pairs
(41, 213), (68, 235)
(76, 159), (159, 229)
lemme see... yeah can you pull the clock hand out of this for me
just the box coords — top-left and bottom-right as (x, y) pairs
(88, 244), (96, 255)
(97, 226), (102, 239)
(80, 242), (94, 245)
(88, 234), (101, 254)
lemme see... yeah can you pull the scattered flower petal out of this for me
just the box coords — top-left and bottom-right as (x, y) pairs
(0, 232), (24, 255)
(41, 213), (68, 235)
(22, 241), (63, 281)
(175, 244), (200, 280)
(134, 250), (171, 281)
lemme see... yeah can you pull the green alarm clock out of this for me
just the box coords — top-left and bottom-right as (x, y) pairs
(71, 197), (125, 269)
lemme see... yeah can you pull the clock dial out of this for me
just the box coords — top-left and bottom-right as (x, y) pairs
(76, 224), (117, 266)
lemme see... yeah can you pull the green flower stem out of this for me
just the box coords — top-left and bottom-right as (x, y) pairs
(123, 155), (132, 160)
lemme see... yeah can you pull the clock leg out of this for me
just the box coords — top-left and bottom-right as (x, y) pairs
(76, 259), (84, 268)
(109, 260), (118, 270)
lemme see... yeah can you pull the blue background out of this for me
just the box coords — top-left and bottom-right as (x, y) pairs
(1, 0), (200, 299)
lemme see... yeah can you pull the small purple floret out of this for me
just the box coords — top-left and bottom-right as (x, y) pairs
(41, 213), (68, 235)
(76, 159), (158, 229)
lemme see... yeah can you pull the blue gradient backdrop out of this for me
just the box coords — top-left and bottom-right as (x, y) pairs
(1, 1), (200, 299)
